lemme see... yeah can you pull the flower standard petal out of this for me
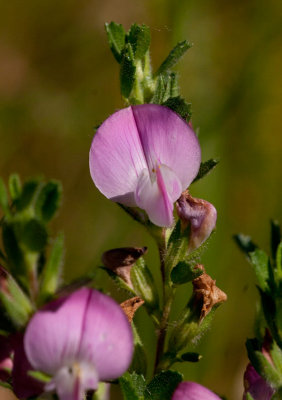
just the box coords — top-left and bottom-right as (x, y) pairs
(24, 288), (91, 376)
(78, 290), (134, 381)
(89, 107), (147, 206)
(172, 382), (221, 400)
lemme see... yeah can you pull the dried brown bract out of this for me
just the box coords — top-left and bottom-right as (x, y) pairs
(102, 247), (147, 288)
(192, 265), (227, 321)
(120, 296), (145, 323)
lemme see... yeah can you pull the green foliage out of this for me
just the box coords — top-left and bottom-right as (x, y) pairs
(105, 22), (126, 63)
(40, 233), (64, 302)
(130, 324), (147, 376)
(249, 249), (271, 292)
(120, 44), (136, 99)
(15, 179), (39, 211)
(119, 372), (146, 400)
(35, 181), (62, 222)
(144, 370), (182, 400)
(20, 219), (48, 252)
(171, 261), (203, 285)
(28, 370), (51, 383)
(100, 266), (135, 296)
(8, 174), (22, 201)
(127, 24), (150, 60)
(192, 159), (219, 183)
(271, 220), (281, 260)
(155, 41), (192, 76)
(162, 96), (192, 122)
(131, 257), (159, 312)
(0, 178), (9, 215)
(234, 234), (257, 258)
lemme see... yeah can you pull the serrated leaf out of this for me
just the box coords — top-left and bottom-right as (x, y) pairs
(156, 40), (192, 75)
(35, 181), (62, 222)
(171, 261), (203, 285)
(144, 370), (182, 400)
(40, 233), (64, 301)
(120, 43), (136, 98)
(192, 159), (219, 183)
(105, 22), (126, 63)
(16, 180), (39, 211)
(250, 249), (270, 292)
(162, 96), (192, 122)
(128, 24), (150, 59)
(8, 174), (21, 201)
(21, 219), (48, 252)
(0, 178), (9, 214)
(119, 372), (145, 400)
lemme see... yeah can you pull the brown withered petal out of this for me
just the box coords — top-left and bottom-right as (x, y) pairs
(102, 247), (147, 288)
(120, 296), (145, 323)
(192, 265), (227, 321)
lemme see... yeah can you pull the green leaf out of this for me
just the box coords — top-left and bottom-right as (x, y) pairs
(0, 178), (9, 214)
(105, 22), (126, 63)
(101, 267), (135, 296)
(270, 340), (282, 374)
(21, 219), (48, 252)
(8, 174), (21, 201)
(171, 261), (203, 285)
(151, 75), (166, 104)
(180, 352), (202, 362)
(119, 372), (146, 400)
(250, 249), (270, 291)
(128, 24), (150, 59)
(245, 393), (255, 400)
(144, 370), (183, 400)
(16, 180), (39, 211)
(131, 257), (159, 311)
(276, 242), (282, 273)
(40, 233), (64, 301)
(120, 43), (136, 98)
(2, 222), (25, 278)
(0, 266), (33, 328)
(192, 159), (219, 183)
(271, 220), (281, 260)
(35, 181), (62, 222)
(233, 234), (257, 258)
(258, 289), (281, 347)
(162, 96), (192, 122)
(156, 40), (192, 75)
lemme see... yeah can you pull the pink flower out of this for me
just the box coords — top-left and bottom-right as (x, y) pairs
(23, 288), (134, 400)
(243, 364), (274, 400)
(172, 381), (221, 400)
(89, 105), (201, 227)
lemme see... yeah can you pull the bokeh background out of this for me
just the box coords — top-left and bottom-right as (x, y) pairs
(0, 0), (282, 399)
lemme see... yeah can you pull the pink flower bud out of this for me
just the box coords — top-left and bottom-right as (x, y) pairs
(243, 364), (274, 400)
(176, 191), (217, 250)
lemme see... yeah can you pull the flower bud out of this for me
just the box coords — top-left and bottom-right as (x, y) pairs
(176, 191), (217, 251)
(102, 247), (147, 288)
(243, 364), (274, 400)
(0, 335), (12, 382)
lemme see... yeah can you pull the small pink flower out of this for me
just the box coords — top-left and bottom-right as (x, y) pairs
(23, 288), (134, 400)
(89, 105), (201, 227)
(172, 381), (221, 399)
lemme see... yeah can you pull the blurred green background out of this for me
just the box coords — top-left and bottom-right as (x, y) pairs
(0, 0), (281, 399)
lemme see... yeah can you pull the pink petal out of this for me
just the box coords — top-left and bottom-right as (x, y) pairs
(24, 288), (92, 375)
(172, 382), (221, 400)
(135, 164), (182, 227)
(89, 105), (201, 208)
(131, 105), (201, 189)
(78, 290), (134, 381)
(90, 107), (147, 206)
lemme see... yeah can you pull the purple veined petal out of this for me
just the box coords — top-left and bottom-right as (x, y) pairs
(243, 364), (275, 400)
(89, 105), (201, 209)
(172, 382), (221, 400)
(78, 290), (134, 381)
(135, 164), (182, 227)
(24, 288), (91, 375)
(131, 104), (201, 189)
(90, 107), (147, 206)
